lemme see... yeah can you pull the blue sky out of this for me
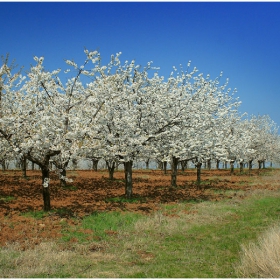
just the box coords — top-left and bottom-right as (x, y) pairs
(1, 2), (280, 127)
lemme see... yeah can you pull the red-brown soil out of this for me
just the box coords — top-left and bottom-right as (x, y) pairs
(0, 168), (276, 247)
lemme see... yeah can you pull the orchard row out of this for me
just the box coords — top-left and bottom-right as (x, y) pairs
(0, 51), (279, 210)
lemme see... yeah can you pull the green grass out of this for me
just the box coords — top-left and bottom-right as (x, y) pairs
(0, 195), (15, 202)
(21, 210), (47, 219)
(166, 202), (273, 277)
(60, 211), (142, 243)
(61, 185), (78, 191)
(211, 189), (245, 196)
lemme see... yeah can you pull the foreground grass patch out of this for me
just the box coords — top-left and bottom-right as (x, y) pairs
(61, 211), (142, 243)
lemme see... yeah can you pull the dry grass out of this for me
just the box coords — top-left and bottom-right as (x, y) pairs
(236, 224), (280, 278)
(0, 241), (119, 278)
(134, 200), (238, 237)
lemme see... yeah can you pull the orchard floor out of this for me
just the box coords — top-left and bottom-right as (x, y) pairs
(0, 168), (278, 248)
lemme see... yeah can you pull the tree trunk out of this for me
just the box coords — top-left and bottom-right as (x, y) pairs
(249, 160), (253, 170)
(115, 161), (119, 171)
(145, 159), (150, 170)
(181, 161), (184, 172)
(25, 150), (60, 212)
(53, 160), (69, 188)
(124, 161), (133, 199)
(248, 159), (253, 174)
(1, 160), (5, 172)
(258, 160), (262, 169)
(91, 158), (99, 171)
(41, 166), (51, 211)
(181, 160), (188, 172)
(178, 161), (185, 172)
(60, 168), (67, 188)
(21, 156), (27, 178)
(15, 159), (20, 169)
(216, 159), (220, 170)
(240, 161), (244, 173)
(262, 160), (265, 169)
(163, 161), (167, 174)
(72, 158), (78, 170)
(270, 161), (273, 168)
(230, 160), (235, 175)
(171, 156), (179, 187)
(106, 160), (116, 180)
(196, 162), (202, 187)
(207, 159), (211, 170)
(224, 161), (228, 169)
(157, 160), (163, 170)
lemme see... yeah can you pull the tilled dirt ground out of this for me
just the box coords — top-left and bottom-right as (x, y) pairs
(0, 168), (277, 247)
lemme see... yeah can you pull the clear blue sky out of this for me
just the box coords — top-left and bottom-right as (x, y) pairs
(1, 2), (280, 127)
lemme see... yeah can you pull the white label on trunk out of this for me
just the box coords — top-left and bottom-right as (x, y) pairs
(43, 178), (50, 188)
